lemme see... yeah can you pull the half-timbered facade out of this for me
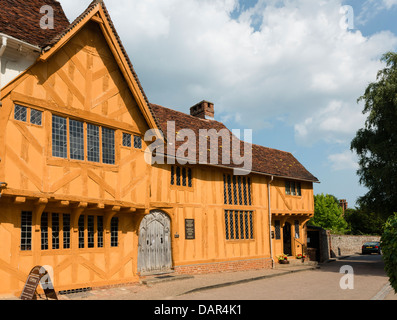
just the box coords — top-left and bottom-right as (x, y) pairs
(0, 0), (318, 297)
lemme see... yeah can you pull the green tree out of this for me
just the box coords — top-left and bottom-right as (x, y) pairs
(344, 208), (384, 235)
(381, 213), (397, 293)
(309, 194), (348, 233)
(351, 52), (397, 219)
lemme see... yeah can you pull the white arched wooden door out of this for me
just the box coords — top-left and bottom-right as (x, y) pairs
(137, 211), (172, 274)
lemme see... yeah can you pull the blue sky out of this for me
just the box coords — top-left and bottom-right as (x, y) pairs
(59, 0), (397, 208)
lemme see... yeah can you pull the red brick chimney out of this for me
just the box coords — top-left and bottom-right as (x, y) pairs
(190, 100), (215, 120)
(339, 199), (348, 213)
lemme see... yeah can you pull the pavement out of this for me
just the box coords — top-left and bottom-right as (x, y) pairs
(2, 256), (396, 300)
(54, 263), (317, 300)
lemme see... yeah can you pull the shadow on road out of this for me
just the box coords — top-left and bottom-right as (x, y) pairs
(318, 254), (387, 277)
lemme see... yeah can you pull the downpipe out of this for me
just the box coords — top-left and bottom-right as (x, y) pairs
(268, 175), (274, 268)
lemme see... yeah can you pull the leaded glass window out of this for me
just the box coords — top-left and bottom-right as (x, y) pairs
(52, 115), (67, 158)
(171, 166), (192, 187)
(111, 217), (118, 247)
(87, 215), (95, 248)
(14, 104), (27, 122)
(97, 216), (103, 248)
(78, 215), (85, 249)
(69, 119), (84, 160)
(224, 210), (254, 240)
(87, 123), (100, 163)
(63, 214), (71, 249)
(223, 174), (252, 206)
(123, 133), (131, 147)
(41, 213), (48, 250)
(52, 213), (60, 250)
(295, 220), (300, 239)
(30, 109), (43, 125)
(21, 211), (32, 251)
(102, 127), (115, 164)
(275, 220), (281, 240)
(134, 135), (142, 149)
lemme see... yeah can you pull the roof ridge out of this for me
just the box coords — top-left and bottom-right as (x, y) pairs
(150, 102), (225, 125)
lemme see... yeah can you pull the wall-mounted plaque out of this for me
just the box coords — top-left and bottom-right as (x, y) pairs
(185, 219), (195, 240)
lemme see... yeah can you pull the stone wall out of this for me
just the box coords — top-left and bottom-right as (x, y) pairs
(330, 234), (381, 256)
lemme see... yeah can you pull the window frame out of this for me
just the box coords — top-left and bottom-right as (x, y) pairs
(285, 180), (302, 197)
(223, 173), (252, 206)
(51, 113), (116, 166)
(170, 165), (194, 190)
(21, 211), (32, 251)
(40, 213), (71, 252)
(121, 132), (143, 150)
(224, 210), (255, 241)
(13, 104), (43, 127)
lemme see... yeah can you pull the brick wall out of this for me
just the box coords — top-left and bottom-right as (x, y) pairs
(174, 258), (273, 275)
(330, 234), (381, 256)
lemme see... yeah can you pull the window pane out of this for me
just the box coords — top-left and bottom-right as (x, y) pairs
(78, 215), (85, 249)
(52, 115), (67, 158)
(41, 212), (48, 250)
(224, 210), (229, 240)
(123, 133), (131, 147)
(285, 181), (291, 195)
(238, 176), (242, 205)
(188, 168), (192, 188)
(249, 211), (254, 239)
(232, 176), (238, 205)
(244, 211), (249, 239)
(134, 135), (142, 149)
(52, 213), (59, 250)
(295, 220), (300, 239)
(227, 175), (232, 205)
(69, 119), (84, 160)
(176, 166), (181, 186)
(171, 166), (175, 185)
(21, 211), (32, 251)
(229, 211), (234, 239)
(111, 217), (118, 247)
(63, 214), (70, 249)
(239, 211), (244, 239)
(275, 220), (281, 240)
(14, 105), (27, 122)
(291, 181), (296, 196)
(182, 167), (187, 186)
(234, 211), (239, 239)
(297, 182), (302, 196)
(30, 109), (42, 125)
(87, 123), (100, 162)
(97, 216), (103, 248)
(87, 215), (95, 248)
(223, 175), (227, 204)
(243, 177), (248, 205)
(247, 177), (252, 205)
(102, 127), (115, 164)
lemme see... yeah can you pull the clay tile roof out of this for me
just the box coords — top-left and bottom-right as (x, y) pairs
(150, 103), (319, 182)
(0, 0), (70, 47)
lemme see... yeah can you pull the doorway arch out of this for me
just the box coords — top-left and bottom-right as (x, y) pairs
(137, 210), (172, 274)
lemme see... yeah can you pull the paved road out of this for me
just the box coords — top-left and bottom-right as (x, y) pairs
(177, 255), (396, 300)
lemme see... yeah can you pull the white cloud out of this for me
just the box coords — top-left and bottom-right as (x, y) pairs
(328, 150), (359, 171)
(59, 0), (397, 143)
(383, 0), (397, 9)
(294, 100), (367, 146)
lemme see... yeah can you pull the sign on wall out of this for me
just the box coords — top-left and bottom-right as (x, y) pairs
(185, 219), (195, 240)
